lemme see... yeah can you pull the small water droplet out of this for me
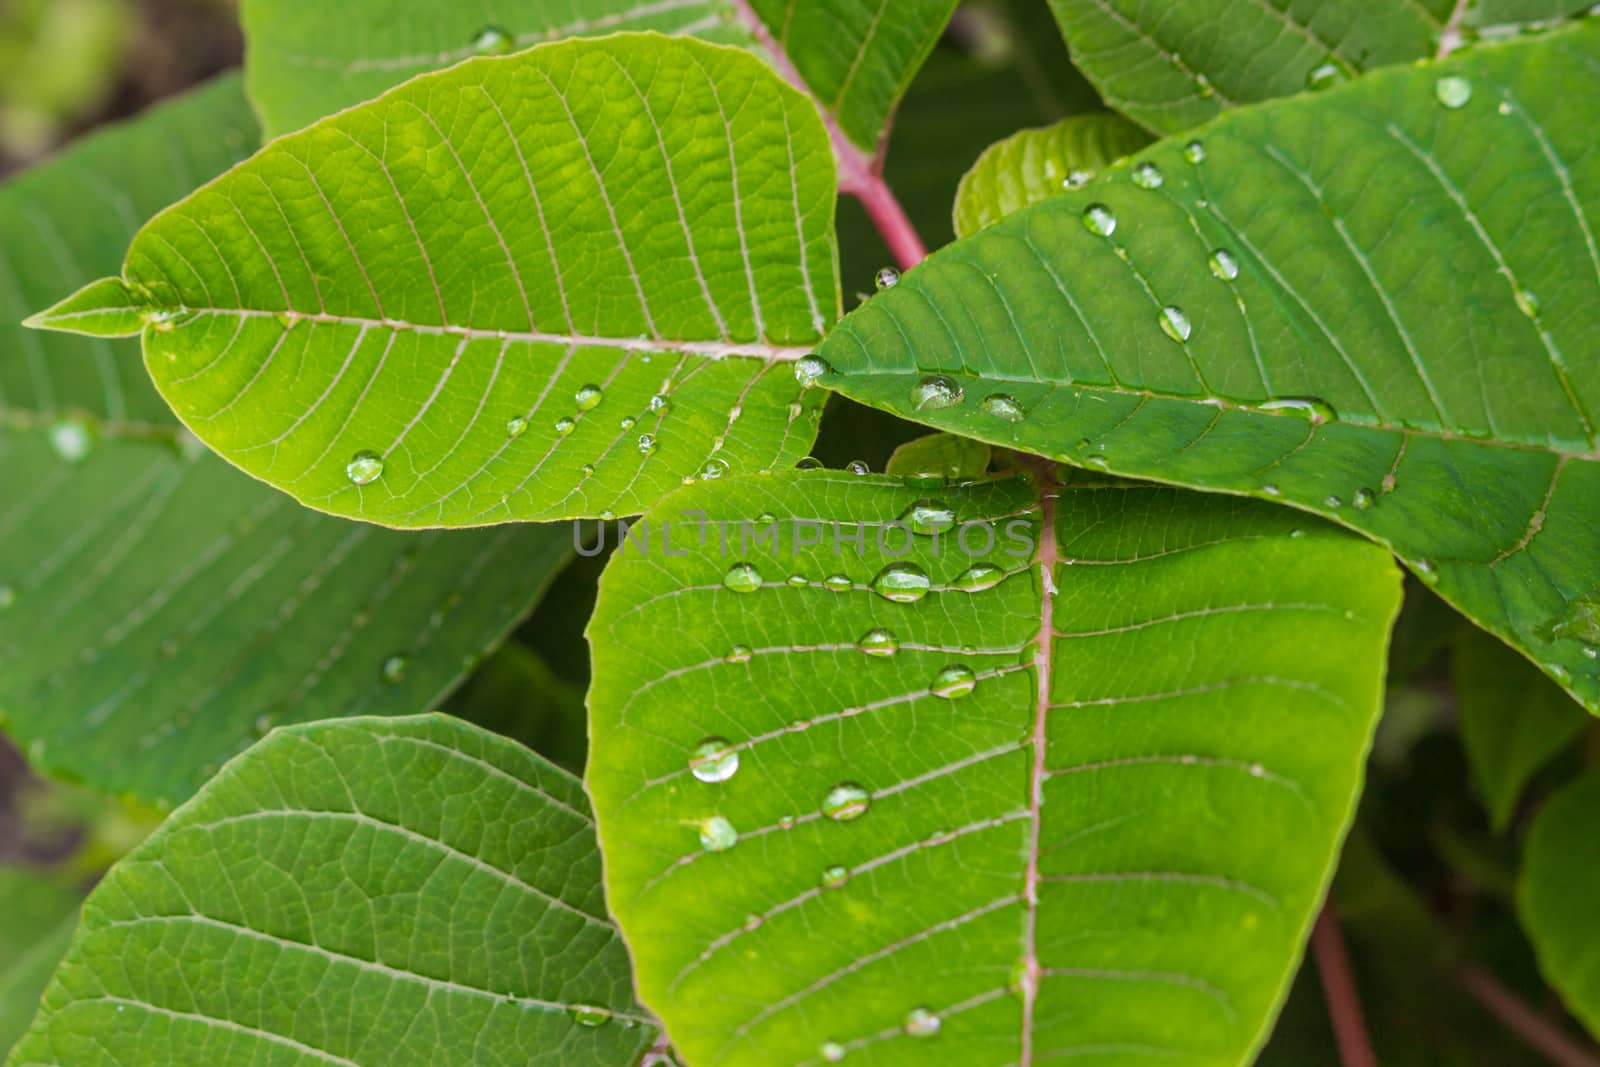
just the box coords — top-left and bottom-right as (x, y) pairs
(1547, 662), (1574, 685)
(1325, 495), (1344, 509)
(575, 384), (604, 410)
(1131, 162), (1164, 190)
(1436, 76), (1473, 109)
(872, 562), (931, 603)
(700, 457), (729, 480)
(821, 1042), (846, 1063)
(904, 1008), (942, 1038)
(619, 416), (637, 431)
(786, 573), (808, 587)
(1306, 62), (1345, 91)
(857, 628), (900, 657)
(822, 783), (870, 822)
(1413, 559), (1439, 585)
(1062, 168), (1093, 189)
(778, 814), (797, 829)
(648, 394), (669, 414)
(1159, 306), (1193, 343)
(1082, 203), (1117, 237)
(380, 655), (408, 683)
(1258, 397), (1336, 423)
(822, 865), (850, 889)
(1209, 249), (1240, 281)
(253, 714), (273, 737)
(931, 664), (978, 699)
(1515, 287), (1541, 319)
(346, 451), (384, 485)
(795, 355), (832, 386)
(847, 460), (870, 475)
(980, 393), (1025, 422)
(725, 644), (753, 663)
(1353, 487), (1375, 510)
(581, 463), (596, 477)
(953, 564), (1005, 592)
(49, 420), (93, 463)
(698, 815), (738, 852)
(637, 433), (657, 455)
(900, 500), (956, 536)
(875, 266), (901, 291)
(552, 417), (575, 436)
(910, 375), (964, 412)
(1184, 140), (1207, 164)
(569, 1004), (609, 1027)
(824, 573), (853, 592)
(1583, 646), (1598, 660)
(689, 738), (740, 783)
(473, 25), (515, 54)
(723, 562), (763, 594)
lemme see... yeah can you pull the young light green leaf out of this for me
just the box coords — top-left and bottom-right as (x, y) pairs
(7, 715), (659, 1067)
(1519, 772), (1600, 1039)
(0, 79), (573, 806)
(27, 37), (838, 526)
(953, 113), (1152, 237)
(0, 870), (80, 1056)
(883, 430), (991, 479)
(818, 25), (1600, 711)
(1453, 626), (1588, 831)
(588, 472), (1400, 1065)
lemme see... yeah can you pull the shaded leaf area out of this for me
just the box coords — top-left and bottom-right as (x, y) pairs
(444, 641), (589, 774)
(0, 869), (79, 1055)
(818, 25), (1600, 710)
(1519, 771), (1600, 1041)
(0, 77), (573, 805)
(1045, 0), (1595, 136)
(33, 37), (837, 526)
(1453, 626), (1588, 831)
(588, 472), (1398, 1066)
(7, 715), (658, 1067)
(953, 112), (1152, 238)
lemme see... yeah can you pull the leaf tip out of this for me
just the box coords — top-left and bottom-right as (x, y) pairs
(26, 277), (150, 339)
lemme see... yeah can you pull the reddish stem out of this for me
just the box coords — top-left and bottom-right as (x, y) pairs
(1459, 965), (1600, 1067)
(1312, 902), (1377, 1067)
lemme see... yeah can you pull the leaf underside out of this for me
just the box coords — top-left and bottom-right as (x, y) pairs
(818, 24), (1600, 711)
(588, 472), (1399, 1066)
(7, 715), (658, 1067)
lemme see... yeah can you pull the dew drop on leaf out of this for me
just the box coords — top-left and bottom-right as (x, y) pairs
(786, 574), (808, 587)
(1159, 306), (1193, 343)
(1209, 249), (1240, 281)
(857, 628), (900, 657)
(574, 384), (604, 411)
(821, 1042), (846, 1063)
(954, 564), (1005, 592)
(847, 460), (870, 475)
(980, 393), (1025, 422)
(1515, 287), (1542, 319)
(637, 433), (657, 456)
(1258, 397), (1336, 423)
(872, 562), (931, 603)
(725, 645), (752, 664)
(698, 815), (738, 851)
(794, 354), (832, 386)
(49, 420), (92, 463)
(505, 415), (528, 438)
(473, 25), (515, 54)
(796, 456), (825, 470)
(1353, 488), (1375, 510)
(620, 416), (637, 431)
(689, 738), (740, 783)
(900, 499), (956, 536)
(821, 865), (849, 888)
(875, 266), (901, 290)
(1306, 62), (1345, 91)
(909, 374), (965, 412)
(1082, 203), (1117, 237)
(581, 463), (596, 477)
(822, 783), (870, 821)
(700, 457), (729, 480)
(904, 1008), (942, 1037)
(723, 562), (763, 594)
(1184, 140), (1207, 164)
(648, 394), (669, 414)
(1436, 76), (1473, 109)
(345, 451), (384, 485)
(569, 1004), (609, 1027)
(931, 664), (978, 699)
(1131, 162), (1163, 190)
(824, 573), (853, 592)
(380, 655), (408, 683)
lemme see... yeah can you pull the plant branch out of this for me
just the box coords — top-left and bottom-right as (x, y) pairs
(1459, 965), (1600, 1067)
(1312, 901), (1377, 1067)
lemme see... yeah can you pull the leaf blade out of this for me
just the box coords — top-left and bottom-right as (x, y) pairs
(1519, 771), (1600, 1039)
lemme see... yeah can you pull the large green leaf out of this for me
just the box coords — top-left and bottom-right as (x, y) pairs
(30, 37), (838, 526)
(0, 869), (79, 1055)
(588, 471), (1400, 1065)
(7, 714), (659, 1067)
(1518, 771), (1600, 1039)
(816, 24), (1600, 711)
(0, 78), (572, 804)
(1045, 0), (1595, 136)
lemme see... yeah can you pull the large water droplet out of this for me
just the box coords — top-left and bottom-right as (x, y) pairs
(506, 415), (528, 438)
(346, 451), (384, 485)
(872, 563), (931, 603)
(910, 375), (964, 412)
(1159, 306), (1193, 343)
(381, 655), (408, 683)
(857, 628), (900, 657)
(931, 664), (977, 699)
(1131, 162), (1164, 190)
(981, 393), (1025, 422)
(1436, 76), (1473, 109)
(569, 1004), (609, 1027)
(699, 815), (738, 852)
(473, 25), (515, 54)
(822, 864), (850, 889)
(953, 564), (1005, 593)
(49, 420), (93, 463)
(1209, 249), (1240, 281)
(900, 499), (956, 536)
(904, 1007), (942, 1038)
(1082, 203), (1117, 237)
(875, 266), (901, 291)
(723, 562), (763, 594)
(822, 783), (870, 821)
(575, 384), (604, 411)
(690, 738), (740, 783)
(795, 355), (832, 387)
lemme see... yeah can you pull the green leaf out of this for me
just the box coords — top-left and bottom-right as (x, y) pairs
(7, 714), (659, 1066)
(953, 113), (1152, 238)
(817, 25), (1600, 711)
(0, 78), (573, 806)
(587, 471), (1400, 1065)
(444, 640), (589, 774)
(883, 430), (991, 478)
(29, 37), (838, 526)
(1518, 771), (1600, 1039)
(0, 869), (79, 1055)
(1453, 626), (1588, 830)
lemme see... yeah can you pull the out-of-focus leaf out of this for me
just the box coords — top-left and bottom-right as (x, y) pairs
(1519, 771), (1600, 1039)
(0, 868), (79, 1055)
(445, 641), (588, 774)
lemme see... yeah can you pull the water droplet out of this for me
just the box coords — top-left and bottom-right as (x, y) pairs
(544, 417), (569, 438)
(346, 451), (384, 485)
(1324, 494), (1344, 509)
(1413, 559), (1439, 585)
(900, 500), (956, 536)
(821, 1042), (846, 1063)
(473, 25), (515, 54)
(931, 664), (978, 699)
(1159, 306), (1193, 343)
(1515, 287), (1541, 319)
(49, 420), (92, 463)
(875, 266), (901, 291)
(786, 574), (808, 587)
(910, 375), (964, 412)
(1548, 662), (1574, 685)
(1063, 168), (1093, 189)
(504, 415), (529, 439)
(723, 563), (763, 594)
(980, 393), (1025, 422)
(795, 355), (832, 386)
(1353, 487), (1375, 510)
(1306, 62), (1345, 91)
(1184, 140), (1207, 164)
(1584, 646), (1598, 660)
(620, 416), (637, 431)
(698, 815), (738, 852)
(1261, 484), (1281, 497)
(778, 814), (797, 829)
(253, 714), (273, 737)
(857, 628), (900, 657)
(0, 585), (14, 611)
(953, 564), (1005, 593)
(637, 433), (657, 455)
(648, 394), (669, 414)
(824, 573), (853, 592)
(700, 457), (729, 480)
(822, 783), (870, 822)
(1131, 162), (1164, 190)
(1209, 249), (1240, 281)
(822, 865), (850, 889)
(689, 738), (740, 783)
(796, 456), (825, 471)
(726, 644), (753, 663)
(380, 655), (408, 683)
(581, 463), (596, 477)
(904, 1008), (942, 1038)
(1082, 203), (1117, 237)
(1436, 76), (1473, 109)
(1258, 397), (1336, 423)
(872, 562), (931, 603)
(569, 1004), (609, 1027)
(847, 460), (870, 475)
(575, 384), (604, 410)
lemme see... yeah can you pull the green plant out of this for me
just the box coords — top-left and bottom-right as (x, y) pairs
(3, 2), (1599, 1064)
